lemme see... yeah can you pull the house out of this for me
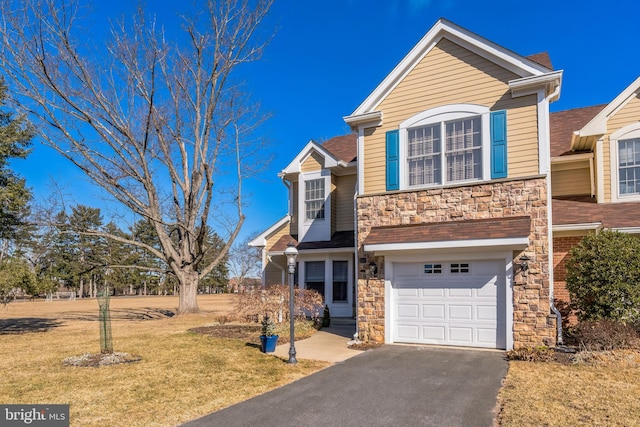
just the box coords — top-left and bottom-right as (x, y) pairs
(550, 78), (640, 306)
(250, 18), (640, 350)
(249, 134), (358, 318)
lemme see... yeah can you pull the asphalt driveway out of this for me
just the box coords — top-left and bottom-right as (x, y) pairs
(182, 345), (508, 427)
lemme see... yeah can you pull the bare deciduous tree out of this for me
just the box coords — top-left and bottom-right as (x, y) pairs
(228, 233), (262, 291)
(0, 0), (274, 313)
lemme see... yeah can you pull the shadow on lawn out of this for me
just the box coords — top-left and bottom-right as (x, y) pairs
(60, 308), (176, 322)
(0, 317), (63, 334)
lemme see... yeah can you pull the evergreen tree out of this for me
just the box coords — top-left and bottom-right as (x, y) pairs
(0, 79), (33, 261)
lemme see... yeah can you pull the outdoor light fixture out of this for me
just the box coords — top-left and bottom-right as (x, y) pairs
(284, 242), (298, 364)
(519, 255), (531, 275)
(369, 261), (378, 279)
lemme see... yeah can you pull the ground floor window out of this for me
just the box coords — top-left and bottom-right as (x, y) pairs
(332, 261), (348, 302)
(305, 261), (325, 297)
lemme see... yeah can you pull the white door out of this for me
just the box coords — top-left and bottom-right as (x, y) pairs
(392, 260), (505, 349)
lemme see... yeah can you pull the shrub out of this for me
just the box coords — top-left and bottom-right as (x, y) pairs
(565, 319), (640, 351)
(235, 285), (324, 323)
(261, 315), (276, 337)
(506, 346), (555, 362)
(565, 230), (640, 322)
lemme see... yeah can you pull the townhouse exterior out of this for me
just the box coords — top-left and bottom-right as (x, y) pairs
(250, 19), (640, 350)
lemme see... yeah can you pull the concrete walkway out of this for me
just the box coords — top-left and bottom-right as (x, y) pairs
(272, 317), (363, 363)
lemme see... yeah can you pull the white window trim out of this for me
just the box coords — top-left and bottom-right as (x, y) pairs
(304, 178), (326, 221)
(298, 254), (353, 310)
(298, 170), (331, 242)
(609, 123), (640, 203)
(399, 104), (491, 190)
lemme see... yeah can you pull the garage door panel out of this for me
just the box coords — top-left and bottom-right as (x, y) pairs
(393, 260), (505, 349)
(476, 305), (497, 321)
(477, 328), (497, 344)
(449, 305), (473, 320)
(421, 288), (445, 297)
(422, 304), (445, 319)
(397, 324), (420, 340)
(449, 327), (473, 343)
(397, 288), (419, 297)
(449, 288), (473, 297)
(397, 304), (419, 319)
(422, 325), (446, 341)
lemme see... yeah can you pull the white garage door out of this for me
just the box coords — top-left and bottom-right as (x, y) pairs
(392, 260), (506, 349)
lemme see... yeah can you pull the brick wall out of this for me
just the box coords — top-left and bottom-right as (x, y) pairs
(552, 236), (583, 303)
(356, 177), (556, 348)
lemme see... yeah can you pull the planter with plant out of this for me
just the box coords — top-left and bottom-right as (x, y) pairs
(322, 305), (330, 327)
(259, 315), (278, 353)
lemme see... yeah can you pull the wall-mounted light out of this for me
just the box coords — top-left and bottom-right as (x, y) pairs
(519, 255), (530, 276)
(369, 261), (378, 279)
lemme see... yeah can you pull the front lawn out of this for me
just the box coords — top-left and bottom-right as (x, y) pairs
(0, 295), (329, 426)
(498, 353), (640, 426)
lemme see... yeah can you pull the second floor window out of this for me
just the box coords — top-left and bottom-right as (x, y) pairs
(305, 178), (325, 220)
(408, 116), (482, 187)
(619, 138), (640, 196)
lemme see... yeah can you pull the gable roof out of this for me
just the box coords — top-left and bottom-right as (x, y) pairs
(572, 76), (640, 151)
(344, 18), (561, 127)
(321, 134), (357, 163)
(279, 134), (357, 176)
(550, 104), (606, 157)
(248, 215), (290, 248)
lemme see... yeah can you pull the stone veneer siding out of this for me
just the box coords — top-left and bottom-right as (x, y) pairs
(356, 177), (556, 348)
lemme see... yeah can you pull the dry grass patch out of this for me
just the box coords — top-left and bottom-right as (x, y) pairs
(498, 358), (640, 426)
(0, 295), (329, 427)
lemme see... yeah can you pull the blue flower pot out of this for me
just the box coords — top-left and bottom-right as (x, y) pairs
(260, 335), (279, 353)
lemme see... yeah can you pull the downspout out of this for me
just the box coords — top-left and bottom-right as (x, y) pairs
(543, 82), (564, 346)
(352, 178), (359, 341)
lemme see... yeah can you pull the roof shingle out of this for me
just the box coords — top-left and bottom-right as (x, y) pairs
(321, 134), (357, 163)
(364, 216), (531, 246)
(550, 105), (606, 157)
(553, 198), (640, 228)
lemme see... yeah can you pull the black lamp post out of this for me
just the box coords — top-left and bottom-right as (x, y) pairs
(284, 242), (298, 364)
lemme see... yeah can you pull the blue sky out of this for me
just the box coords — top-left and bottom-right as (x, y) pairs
(12, 0), (639, 241)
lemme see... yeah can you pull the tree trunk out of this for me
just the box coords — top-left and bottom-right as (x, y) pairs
(177, 270), (199, 314)
(79, 278), (84, 299)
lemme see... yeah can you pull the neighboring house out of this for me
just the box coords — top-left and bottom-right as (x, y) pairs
(249, 134), (358, 318)
(251, 18), (640, 350)
(550, 78), (640, 305)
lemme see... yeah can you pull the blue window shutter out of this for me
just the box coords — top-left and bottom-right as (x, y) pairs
(490, 110), (508, 179)
(386, 130), (400, 191)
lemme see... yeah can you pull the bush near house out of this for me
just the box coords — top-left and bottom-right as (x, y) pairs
(565, 230), (640, 322)
(234, 285), (324, 323)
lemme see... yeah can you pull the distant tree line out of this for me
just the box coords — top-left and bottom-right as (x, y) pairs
(3, 203), (230, 300)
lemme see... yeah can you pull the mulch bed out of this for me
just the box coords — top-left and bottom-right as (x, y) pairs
(348, 342), (383, 351)
(63, 352), (142, 367)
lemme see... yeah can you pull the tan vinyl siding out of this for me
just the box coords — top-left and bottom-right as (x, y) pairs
(335, 174), (357, 232)
(290, 181), (298, 235)
(265, 260), (284, 286)
(265, 221), (290, 252)
(301, 151), (324, 172)
(603, 94), (640, 202)
(551, 166), (591, 197)
(363, 37), (539, 194)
